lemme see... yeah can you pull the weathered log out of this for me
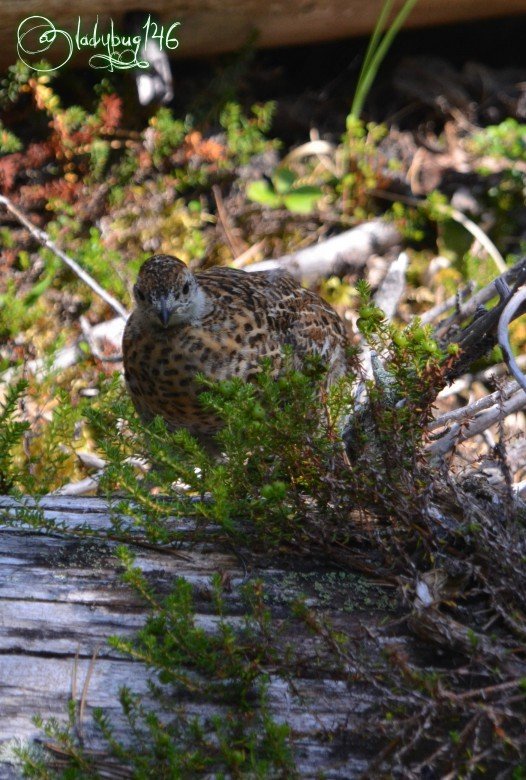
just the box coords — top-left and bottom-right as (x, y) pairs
(0, 495), (396, 779)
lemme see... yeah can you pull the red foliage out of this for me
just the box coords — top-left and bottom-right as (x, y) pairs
(69, 126), (96, 148)
(0, 142), (55, 193)
(99, 94), (122, 134)
(183, 131), (226, 163)
(46, 94), (121, 159)
(18, 179), (80, 207)
(25, 141), (54, 168)
(0, 155), (20, 192)
(137, 148), (152, 170)
(0, 248), (18, 270)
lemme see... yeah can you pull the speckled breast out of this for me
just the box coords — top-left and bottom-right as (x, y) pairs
(123, 316), (281, 436)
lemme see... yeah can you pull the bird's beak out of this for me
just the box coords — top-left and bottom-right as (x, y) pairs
(158, 298), (173, 327)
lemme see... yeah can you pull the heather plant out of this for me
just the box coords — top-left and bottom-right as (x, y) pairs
(2, 288), (525, 778)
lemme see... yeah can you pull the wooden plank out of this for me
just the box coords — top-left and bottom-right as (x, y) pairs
(0, 495), (391, 778)
(1, 1), (526, 69)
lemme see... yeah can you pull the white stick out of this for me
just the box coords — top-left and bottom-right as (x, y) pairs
(373, 251), (408, 321)
(0, 195), (129, 320)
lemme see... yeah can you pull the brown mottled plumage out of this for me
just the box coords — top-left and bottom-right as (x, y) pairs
(123, 254), (349, 443)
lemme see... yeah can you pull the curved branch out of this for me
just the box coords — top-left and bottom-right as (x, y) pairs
(447, 206), (507, 275)
(497, 286), (526, 394)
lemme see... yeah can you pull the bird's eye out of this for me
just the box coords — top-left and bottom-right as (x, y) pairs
(182, 282), (190, 295)
(135, 287), (146, 302)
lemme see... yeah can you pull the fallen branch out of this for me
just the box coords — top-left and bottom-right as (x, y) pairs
(428, 378), (521, 432)
(373, 251), (408, 321)
(52, 455), (148, 496)
(53, 474), (103, 496)
(79, 316), (124, 365)
(0, 195), (129, 320)
(245, 220), (401, 282)
(428, 389), (526, 457)
(1, 317), (125, 383)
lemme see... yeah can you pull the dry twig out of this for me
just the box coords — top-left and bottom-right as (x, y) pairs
(428, 389), (526, 457)
(428, 378), (521, 431)
(420, 284), (474, 325)
(212, 184), (246, 259)
(435, 256), (526, 339)
(0, 195), (129, 320)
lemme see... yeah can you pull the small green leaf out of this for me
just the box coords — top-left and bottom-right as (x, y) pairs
(24, 273), (55, 305)
(272, 167), (296, 194)
(246, 180), (281, 208)
(283, 186), (322, 214)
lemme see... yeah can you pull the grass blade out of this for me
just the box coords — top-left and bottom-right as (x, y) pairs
(350, 0), (420, 121)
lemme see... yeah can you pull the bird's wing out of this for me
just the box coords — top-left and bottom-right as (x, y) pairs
(260, 270), (349, 379)
(198, 267), (348, 379)
(197, 267), (300, 321)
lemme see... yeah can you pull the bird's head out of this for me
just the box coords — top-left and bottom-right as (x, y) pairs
(133, 255), (206, 327)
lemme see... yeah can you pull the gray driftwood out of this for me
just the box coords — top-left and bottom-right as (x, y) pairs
(0, 495), (396, 778)
(246, 220), (401, 282)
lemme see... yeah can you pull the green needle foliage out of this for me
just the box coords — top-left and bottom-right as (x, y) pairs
(11, 311), (446, 778)
(0, 379), (30, 492)
(5, 302), (525, 777)
(17, 558), (294, 779)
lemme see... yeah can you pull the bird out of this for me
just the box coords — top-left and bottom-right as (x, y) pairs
(122, 254), (350, 447)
